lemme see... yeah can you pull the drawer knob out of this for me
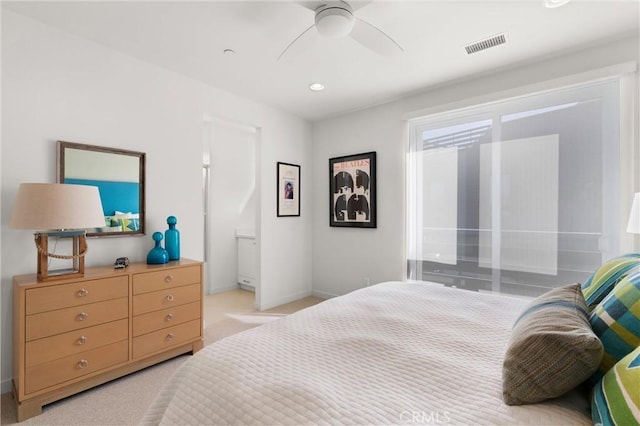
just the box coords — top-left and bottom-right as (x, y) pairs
(164, 275), (174, 283)
(76, 288), (89, 297)
(165, 294), (175, 302)
(165, 333), (174, 341)
(77, 312), (89, 321)
(76, 335), (88, 345)
(165, 313), (174, 321)
(77, 359), (89, 369)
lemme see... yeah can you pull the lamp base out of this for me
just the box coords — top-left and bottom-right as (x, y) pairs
(35, 231), (86, 282)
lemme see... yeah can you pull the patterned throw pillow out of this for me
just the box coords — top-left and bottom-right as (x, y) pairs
(502, 284), (603, 405)
(122, 218), (140, 231)
(110, 217), (140, 231)
(589, 271), (640, 383)
(592, 345), (640, 426)
(581, 253), (640, 311)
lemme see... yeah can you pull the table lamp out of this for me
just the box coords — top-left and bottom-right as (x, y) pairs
(10, 183), (106, 282)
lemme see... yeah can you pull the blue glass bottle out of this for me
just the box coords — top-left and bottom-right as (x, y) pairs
(147, 232), (169, 264)
(165, 215), (180, 260)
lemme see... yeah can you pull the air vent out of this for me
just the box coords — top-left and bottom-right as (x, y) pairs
(465, 34), (506, 55)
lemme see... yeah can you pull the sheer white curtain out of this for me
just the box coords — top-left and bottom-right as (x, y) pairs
(407, 78), (622, 296)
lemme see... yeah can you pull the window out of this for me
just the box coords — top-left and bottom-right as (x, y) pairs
(407, 78), (623, 297)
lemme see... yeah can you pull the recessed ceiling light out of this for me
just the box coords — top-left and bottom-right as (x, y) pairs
(544, 0), (571, 8)
(309, 83), (325, 92)
(223, 48), (236, 55)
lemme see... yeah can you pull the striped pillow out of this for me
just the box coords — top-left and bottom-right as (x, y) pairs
(502, 284), (603, 405)
(591, 345), (640, 426)
(581, 253), (640, 311)
(589, 271), (640, 383)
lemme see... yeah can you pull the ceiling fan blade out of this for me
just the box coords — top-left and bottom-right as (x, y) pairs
(277, 23), (316, 61)
(296, 1), (328, 12)
(350, 1), (373, 11)
(350, 17), (403, 56)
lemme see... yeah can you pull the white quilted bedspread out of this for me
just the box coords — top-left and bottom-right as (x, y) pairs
(141, 281), (591, 425)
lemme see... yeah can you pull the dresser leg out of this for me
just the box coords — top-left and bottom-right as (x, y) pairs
(15, 397), (42, 422)
(13, 380), (41, 422)
(192, 339), (204, 354)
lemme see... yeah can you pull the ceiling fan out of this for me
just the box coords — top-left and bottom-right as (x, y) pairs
(278, 1), (404, 61)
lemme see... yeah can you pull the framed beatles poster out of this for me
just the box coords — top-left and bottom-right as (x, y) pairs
(329, 152), (376, 228)
(277, 162), (300, 217)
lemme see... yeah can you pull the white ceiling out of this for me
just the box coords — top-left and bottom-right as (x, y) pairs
(3, 0), (639, 122)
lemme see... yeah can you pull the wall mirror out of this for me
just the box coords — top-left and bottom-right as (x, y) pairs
(57, 141), (146, 237)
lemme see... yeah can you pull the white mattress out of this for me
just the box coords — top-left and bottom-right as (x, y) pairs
(141, 281), (591, 425)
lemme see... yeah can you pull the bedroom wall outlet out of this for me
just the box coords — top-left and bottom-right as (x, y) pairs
(363, 277), (370, 286)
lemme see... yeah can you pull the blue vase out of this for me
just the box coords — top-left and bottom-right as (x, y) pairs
(147, 232), (169, 264)
(165, 216), (180, 261)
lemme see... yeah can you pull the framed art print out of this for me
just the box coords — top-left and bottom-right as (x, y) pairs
(277, 162), (300, 217)
(329, 152), (376, 228)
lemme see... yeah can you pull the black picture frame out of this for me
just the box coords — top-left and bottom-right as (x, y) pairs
(329, 152), (376, 228)
(277, 162), (300, 217)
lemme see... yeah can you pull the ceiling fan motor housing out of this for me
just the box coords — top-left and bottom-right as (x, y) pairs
(315, 4), (355, 38)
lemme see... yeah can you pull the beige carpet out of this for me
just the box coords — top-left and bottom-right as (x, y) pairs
(0, 291), (323, 425)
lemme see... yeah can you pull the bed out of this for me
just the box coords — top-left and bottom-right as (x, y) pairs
(140, 281), (595, 425)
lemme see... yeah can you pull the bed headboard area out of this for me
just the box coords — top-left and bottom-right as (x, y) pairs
(64, 178), (139, 216)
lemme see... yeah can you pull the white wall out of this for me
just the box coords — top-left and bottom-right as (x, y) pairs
(312, 102), (407, 298)
(0, 10), (312, 393)
(311, 35), (639, 298)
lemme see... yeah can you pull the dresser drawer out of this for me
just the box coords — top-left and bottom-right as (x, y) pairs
(25, 340), (128, 395)
(133, 265), (200, 295)
(133, 283), (200, 316)
(25, 276), (128, 315)
(26, 298), (128, 342)
(26, 319), (128, 367)
(133, 301), (200, 337)
(133, 319), (201, 359)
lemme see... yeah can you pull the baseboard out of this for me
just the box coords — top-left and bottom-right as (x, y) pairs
(311, 289), (338, 299)
(260, 289), (312, 311)
(1, 378), (12, 394)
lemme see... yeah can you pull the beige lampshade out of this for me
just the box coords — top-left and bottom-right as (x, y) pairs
(10, 183), (105, 230)
(628, 192), (640, 234)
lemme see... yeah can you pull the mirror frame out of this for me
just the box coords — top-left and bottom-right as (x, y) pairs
(57, 140), (146, 237)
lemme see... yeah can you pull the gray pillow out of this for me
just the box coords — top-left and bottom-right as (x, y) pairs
(502, 283), (603, 405)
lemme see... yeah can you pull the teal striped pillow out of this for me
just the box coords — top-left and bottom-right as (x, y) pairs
(592, 345), (640, 426)
(581, 254), (640, 311)
(589, 271), (640, 383)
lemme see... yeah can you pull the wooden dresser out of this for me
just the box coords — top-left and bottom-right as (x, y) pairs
(12, 259), (204, 422)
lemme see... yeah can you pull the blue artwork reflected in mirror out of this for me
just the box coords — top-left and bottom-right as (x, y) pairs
(57, 141), (146, 237)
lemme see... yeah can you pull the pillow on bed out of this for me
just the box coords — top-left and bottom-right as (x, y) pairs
(591, 344), (640, 426)
(110, 217), (140, 232)
(589, 271), (640, 383)
(581, 253), (640, 311)
(502, 283), (603, 405)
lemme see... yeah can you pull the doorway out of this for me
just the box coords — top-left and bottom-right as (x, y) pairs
(202, 115), (260, 310)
